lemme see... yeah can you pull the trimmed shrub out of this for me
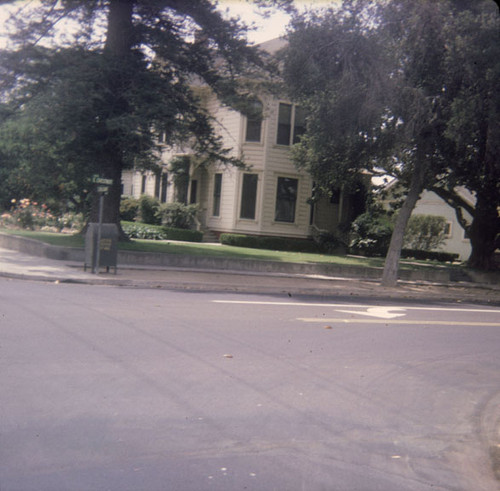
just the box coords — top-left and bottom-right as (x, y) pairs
(163, 227), (203, 242)
(220, 233), (322, 253)
(121, 222), (203, 242)
(401, 249), (459, 262)
(120, 197), (140, 222)
(313, 230), (346, 254)
(349, 212), (393, 257)
(122, 222), (168, 240)
(157, 202), (199, 229)
(139, 195), (161, 225)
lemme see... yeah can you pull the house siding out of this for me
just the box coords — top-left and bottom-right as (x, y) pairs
(413, 190), (472, 260)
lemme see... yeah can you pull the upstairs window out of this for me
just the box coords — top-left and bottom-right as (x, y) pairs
(277, 103), (292, 145)
(293, 106), (307, 143)
(277, 103), (306, 146)
(245, 100), (263, 142)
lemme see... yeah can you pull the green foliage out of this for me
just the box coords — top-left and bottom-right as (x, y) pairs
(0, 1), (280, 226)
(162, 227), (203, 243)
(121, 222), (168, 240)
(220, 233), (322, 253)
(312, 230), (346, 254)
(121, 221), (202, 242)
(403, 215), (447, 251)
(1, 198), (84, 231)
(401, 249), (459, 263)
(138, 195), (161, 225)
(349, 213), (394, 257)
(157, 202), (199, 230)
(120, 196), (140, 222)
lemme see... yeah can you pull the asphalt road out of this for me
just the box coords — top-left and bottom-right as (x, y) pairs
(1, 278), (500, 491)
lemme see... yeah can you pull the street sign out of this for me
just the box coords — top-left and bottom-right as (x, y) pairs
(92, 175), (114, 186)
(96, 186), (109, 194)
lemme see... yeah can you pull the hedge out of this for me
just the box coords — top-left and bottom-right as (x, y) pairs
(220, 233), (322, 253)
(401, 249), (459, 263)
(163, 227), (203, 242)
(122, 221), (202, 242)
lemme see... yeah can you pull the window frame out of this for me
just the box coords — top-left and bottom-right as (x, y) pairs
(212, 173), (222, 217)
(274, 176), (299, 223)
(276, 103), (306, 146)
(244, 99), (263, 143)
(239, 173), (259, 220)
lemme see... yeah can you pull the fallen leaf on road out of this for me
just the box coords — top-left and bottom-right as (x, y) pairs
(223, 354), (233, 358)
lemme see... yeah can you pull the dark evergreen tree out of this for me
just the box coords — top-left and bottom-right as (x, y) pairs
(0, 0), (291, 232)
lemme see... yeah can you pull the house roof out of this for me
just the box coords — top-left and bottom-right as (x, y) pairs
(257, 37), (287, 54)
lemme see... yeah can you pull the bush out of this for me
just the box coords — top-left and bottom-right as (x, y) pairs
(312, 230), (346, 254)
(122, 222), (168, 240)
(401, 249), (459, 262)
(220, 233), (322, 253)
(403, 214), (447, 251)
(157, 202), (199, 229)
(163, 227), (203, 242)
(2, 198), (55, 230)
(120, 197), (140, 222)
(138, 195), (161, 225)
(349, 212), (393, 256)
(121, 222), (203, 242)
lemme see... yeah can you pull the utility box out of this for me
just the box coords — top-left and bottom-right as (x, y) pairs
(84, 223), (118, 273)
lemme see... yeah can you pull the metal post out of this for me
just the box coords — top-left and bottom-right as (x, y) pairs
(93, 192), (104, 274)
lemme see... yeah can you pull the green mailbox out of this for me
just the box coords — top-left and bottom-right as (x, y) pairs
(84, 223), (118, 273)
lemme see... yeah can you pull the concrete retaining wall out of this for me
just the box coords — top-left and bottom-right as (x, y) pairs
(0, 232), (459, 283)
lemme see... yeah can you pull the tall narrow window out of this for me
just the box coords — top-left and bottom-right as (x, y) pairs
(245, 100), (263, 142)
(275, 177), (298, 223)
(160, 173), (168, 202)
(212, 174), (222, 216)
(189, 180), (198, 204)
(141, 175), (147, 194)
(277, 103), (292, 145)
(240, 173), (258, 220)
(293, 106), (306, 143)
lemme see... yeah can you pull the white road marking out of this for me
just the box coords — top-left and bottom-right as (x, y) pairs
(336, 307), (406, 319)
(213, 300), (500, 314)
(298, 318), (500, 326)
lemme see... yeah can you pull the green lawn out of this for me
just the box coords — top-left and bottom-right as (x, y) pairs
(0, 227), (456, 271)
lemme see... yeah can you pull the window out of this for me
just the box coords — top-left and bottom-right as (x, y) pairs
(277, 103), (292, 145)
(240, 173), (258, 220)
(189, 180), (198, 204)
(212, 174), (222, 216)
(275, 177), (298, 223)
(245, 100), (263, 142)
(160, 173), (168, 203)
(141, 175), (147, 194)
(277, 103), (306, 145)
(443, 222), (452, 238)
(293, 106), (307, 144)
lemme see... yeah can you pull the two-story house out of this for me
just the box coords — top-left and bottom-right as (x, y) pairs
(122, 38), (365, 242)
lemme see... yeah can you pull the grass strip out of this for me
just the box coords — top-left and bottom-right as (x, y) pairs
(0, 227), (457, 271)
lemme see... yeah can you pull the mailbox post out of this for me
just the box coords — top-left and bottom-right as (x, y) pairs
(84, 176), (118, 274)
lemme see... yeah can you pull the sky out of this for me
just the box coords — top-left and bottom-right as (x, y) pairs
(0, 1), (335, 48)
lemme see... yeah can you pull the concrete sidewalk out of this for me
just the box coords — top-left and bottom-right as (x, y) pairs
(1, 244), (499, 304)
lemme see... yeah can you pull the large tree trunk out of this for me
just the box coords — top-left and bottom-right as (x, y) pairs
(467, 190), (499, 270)
(88, 0), (134, 239)
(381, 158), (428, 287)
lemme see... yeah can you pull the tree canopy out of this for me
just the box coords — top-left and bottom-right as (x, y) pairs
(281, 0), (499, 281)
(0, 0), (291, 226)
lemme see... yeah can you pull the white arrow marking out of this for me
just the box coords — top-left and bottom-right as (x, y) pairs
(336, 307), (407, 319)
